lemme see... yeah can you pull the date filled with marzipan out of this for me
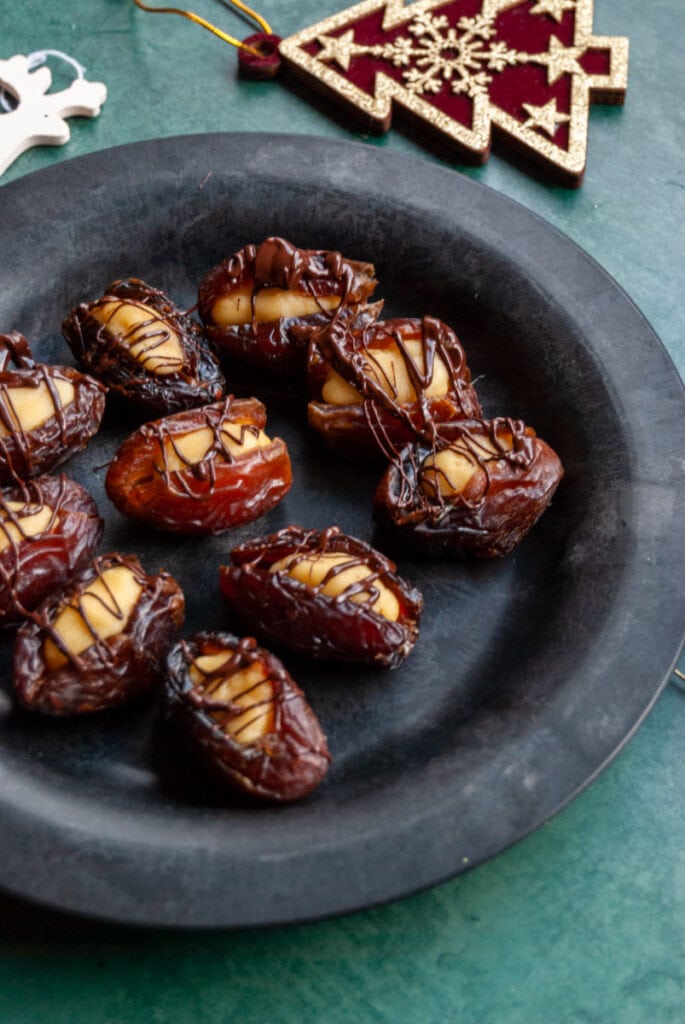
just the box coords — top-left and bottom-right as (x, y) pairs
(14, 552), (185, 715)
(198, 237), (382, 375)
(62, 277), (224, 415)
(0, 474), (103, 624)
(105, 396), (292, 535)
(219, 525), (423, 668)
(374, 417), (564, 557)
(308, 315), (481, 458)
(0, 332), (105, 484)
(165, 632), (331, 802)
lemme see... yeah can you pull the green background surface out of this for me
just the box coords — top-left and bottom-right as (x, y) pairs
(1, 1), (684, 1021)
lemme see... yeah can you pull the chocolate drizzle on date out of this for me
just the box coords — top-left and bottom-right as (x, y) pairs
(253, 237), (355, 295)
(374, 418), (563, 557)
(14, 552), (185, 715)
(0, 474), (103, 624)
(62, 278), (224, 415)
(198, 237), (381, 375)
(165, 632), (331, 802)
(0, 332), (106, 484)
(307, 316), (481, 458)
(105, 396), (292, 535)
(219, 525), (423, 668)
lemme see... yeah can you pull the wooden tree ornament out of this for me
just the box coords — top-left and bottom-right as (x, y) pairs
(279, 0), (629, 184)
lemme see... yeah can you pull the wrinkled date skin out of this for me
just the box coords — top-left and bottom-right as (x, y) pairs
(0, 332), (106, 484)
(307, 316), (481, 459)
(197, 237), (382, 376)
(374, 418), (564, 558)
(0, 474), (103, 625)
(105, 397), (292, 535)
(14, 552), (185, 715)
(165, 632), (331, 802)
(219, 525), (423, 668)
(62, 278), (224, 415)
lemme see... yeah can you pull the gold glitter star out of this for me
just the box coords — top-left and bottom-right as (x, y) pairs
(536, 34), (586, 84)
(522, 97), (571, 136)
(529, 0), (577, 22)
(316, 30), (359, 71)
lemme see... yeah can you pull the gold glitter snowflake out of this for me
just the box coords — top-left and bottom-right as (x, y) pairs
(322, 10), (527, 97)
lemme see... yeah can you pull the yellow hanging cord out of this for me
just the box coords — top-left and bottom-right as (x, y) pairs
(217, 0), (272, 35)
(133, 0), (273, 57)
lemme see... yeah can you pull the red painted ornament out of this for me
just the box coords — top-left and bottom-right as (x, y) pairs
(238, 32), (283, 79)
(279, 0), (629, 185)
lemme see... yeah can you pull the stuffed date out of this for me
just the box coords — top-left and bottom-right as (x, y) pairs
(62, 277), (224, 415)
(197, 237), (382, 375)
(373, 418), (563, 557)
(105, 397), (292, 535)
(0, 474), (103, 625)
(165, 632), (331, 802)
(307, 316), (481, 458)
(0, 332), (105, 484)
(14, 552), (185, 714)
(219, 526), (423, 668)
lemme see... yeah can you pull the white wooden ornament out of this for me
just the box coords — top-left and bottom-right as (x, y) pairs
(0, 53), (107, 177)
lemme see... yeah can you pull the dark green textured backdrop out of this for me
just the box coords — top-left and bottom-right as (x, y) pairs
(0, 1), (683, 1021)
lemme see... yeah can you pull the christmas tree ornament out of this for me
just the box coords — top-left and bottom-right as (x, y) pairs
(0, 51), (107, 178)
(133, 0), (628, 185)
(280, 0), (628, 185)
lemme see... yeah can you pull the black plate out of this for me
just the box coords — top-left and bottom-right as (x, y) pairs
(0, 134), (683, 928)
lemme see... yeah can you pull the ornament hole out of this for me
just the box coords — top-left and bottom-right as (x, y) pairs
(256, 39), (279, 59)
(239, 33), (283, 81)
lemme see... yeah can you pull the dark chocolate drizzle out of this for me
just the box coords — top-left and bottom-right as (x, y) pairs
(0, 333), (102, 484)
(250, 238), (356, 330)
(0, 475), (65, 618)
(147, 397), (265, 498)
(30, 552), (151, 673)
(182, 635), (285, 741)
(89, 292), (189, 377)
(253, 237), (350, 294)
(0, 476), (63, 545)
(394, 418), (537, 519)
(0, 332), (36, 371)
(318, 315), (477, 446)
(249, 525), (398, 618)
(220, 238), (355, 297)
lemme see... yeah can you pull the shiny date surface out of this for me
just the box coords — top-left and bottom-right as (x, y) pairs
(373, 418), (564, 557)
(14, 552), (185, 715)
(198, 237), (381, 375)
(0, 332), (106, 484)
(307, 315), (481, 458)
(0, 474), (103, 625)
(164, 632), (331, 802)
(219, 525), (423, 668)
(105, 397), (292, 535)
(62, 277), (224, 415)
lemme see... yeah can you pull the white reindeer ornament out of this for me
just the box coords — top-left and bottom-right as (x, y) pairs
(0, 52), (107, 177)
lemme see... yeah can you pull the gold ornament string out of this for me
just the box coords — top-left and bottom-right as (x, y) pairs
(132, 0), (274, 58)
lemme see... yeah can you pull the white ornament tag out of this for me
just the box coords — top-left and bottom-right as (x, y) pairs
(0, 51), (107, 177)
